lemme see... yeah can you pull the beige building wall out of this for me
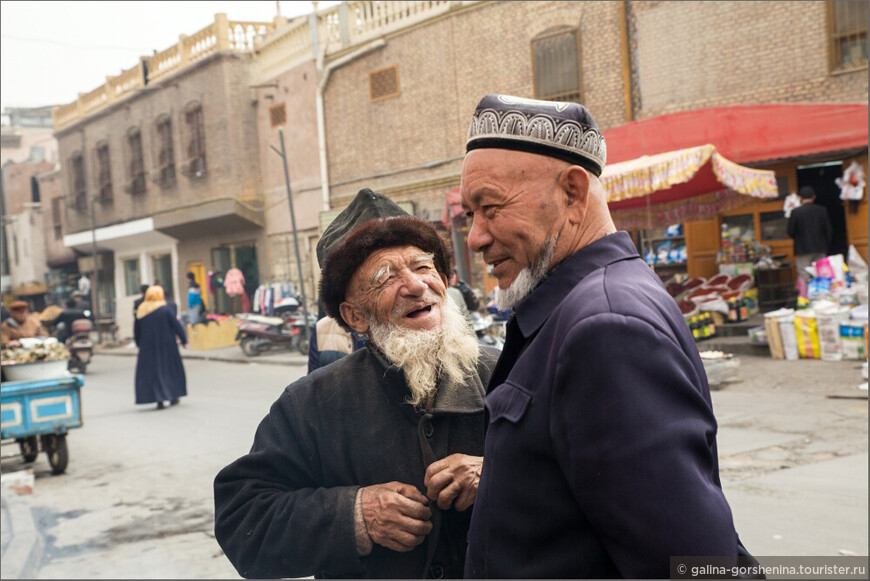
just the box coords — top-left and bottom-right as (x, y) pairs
(629, 1), (868, 118)
(255, 59), (323, 296)
(37, 168), (77, 268)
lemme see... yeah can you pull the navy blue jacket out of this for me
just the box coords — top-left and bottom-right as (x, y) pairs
(134, 305), (187, 404)
(465, 232), (745, 579)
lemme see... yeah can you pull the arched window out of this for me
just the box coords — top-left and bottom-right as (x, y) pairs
(127, 127), (146, 194)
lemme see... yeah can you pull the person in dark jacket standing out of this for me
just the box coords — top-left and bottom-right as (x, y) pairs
(459, 94), (754, 579)
(214, 192), (499, 579)
(134, 285), (187, 410)
(787, 185), (832, 280)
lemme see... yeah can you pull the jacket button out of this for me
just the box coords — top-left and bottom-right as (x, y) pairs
(428, 563), (445, 578)
(423, 419), (434, 438)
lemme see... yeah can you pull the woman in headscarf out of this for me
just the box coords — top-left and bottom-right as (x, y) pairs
(134, 285), (188, 410)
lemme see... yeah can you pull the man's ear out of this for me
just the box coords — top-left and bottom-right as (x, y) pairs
(559, 165), (590, 225)
(339, 301), (369, 334)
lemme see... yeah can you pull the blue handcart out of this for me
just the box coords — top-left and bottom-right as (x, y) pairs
(1, 374), (84, 475)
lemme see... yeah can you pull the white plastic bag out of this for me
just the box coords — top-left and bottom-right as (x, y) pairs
(783, 193), (801, 218)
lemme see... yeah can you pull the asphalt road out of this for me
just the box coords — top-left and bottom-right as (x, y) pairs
(2, 354), (305, 579)
(1, 352), (867, 578)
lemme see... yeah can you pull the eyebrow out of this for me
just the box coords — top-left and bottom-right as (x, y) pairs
(368, 253), (435, 286)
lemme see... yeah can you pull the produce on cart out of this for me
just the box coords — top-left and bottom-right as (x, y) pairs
(1, 337), (83, 474)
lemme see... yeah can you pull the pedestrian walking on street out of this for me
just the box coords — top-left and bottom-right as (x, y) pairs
(134, 285), (187, 410)
(459, 94), (756, 578)
(186, 272), (204, 325)
(788, 185), (832, 280)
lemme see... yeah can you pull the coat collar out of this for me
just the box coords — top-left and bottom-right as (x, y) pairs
(512, 231), (640, 339)
(366, 343), (486, 414)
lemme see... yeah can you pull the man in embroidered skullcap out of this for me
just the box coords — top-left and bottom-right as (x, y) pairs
(214, 188), (500, 579)
(460, 95), (756, 578)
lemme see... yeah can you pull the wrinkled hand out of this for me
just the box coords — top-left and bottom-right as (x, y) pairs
(423, 454), (483, 511)
(360, 481), (433, 552)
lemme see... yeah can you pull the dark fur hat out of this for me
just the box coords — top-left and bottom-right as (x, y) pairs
(319, 216), (452, 330)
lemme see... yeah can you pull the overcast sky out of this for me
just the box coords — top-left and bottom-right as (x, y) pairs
(0, 1), (339, 113)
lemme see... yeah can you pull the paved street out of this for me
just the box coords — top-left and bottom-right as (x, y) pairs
(1, 350), (867, 578)
(2, 353), (307, 579)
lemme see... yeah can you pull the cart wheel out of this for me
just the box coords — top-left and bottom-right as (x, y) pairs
(18, 436), (39, 463)
(42, 434), (69, 475)
(240, 336), (260, 357)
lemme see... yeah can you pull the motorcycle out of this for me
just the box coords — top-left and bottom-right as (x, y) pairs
(235, 298), (316, 357)
(55, 318), (94, 374)
(470, 312), (505, 351)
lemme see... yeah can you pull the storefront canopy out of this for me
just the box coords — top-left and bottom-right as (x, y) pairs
(603, 103), (869, 165)
(603, 144), (778, 209)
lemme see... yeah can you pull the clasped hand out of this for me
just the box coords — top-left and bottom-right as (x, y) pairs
(423, 453), (483, 511)
(360, 482), (433, 552)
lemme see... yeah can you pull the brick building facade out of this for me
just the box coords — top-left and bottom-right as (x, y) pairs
(54, 15), (274, 338)
(45, 1), (867, 332)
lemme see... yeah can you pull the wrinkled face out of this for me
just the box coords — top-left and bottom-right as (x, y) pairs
(460, 149), (567, 290)
(341, 246), (449, 333)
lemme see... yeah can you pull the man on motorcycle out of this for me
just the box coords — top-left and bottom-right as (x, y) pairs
(51, 298), (93, 343)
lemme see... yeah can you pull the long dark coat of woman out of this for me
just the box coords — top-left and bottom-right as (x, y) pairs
(134, 300), (187, 406)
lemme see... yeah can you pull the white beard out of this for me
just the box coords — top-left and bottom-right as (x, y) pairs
(497, 235), (557, 310)
(367, 291), (480, 408)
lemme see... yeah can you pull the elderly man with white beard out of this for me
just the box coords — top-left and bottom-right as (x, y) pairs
(214, 194), (499, 580)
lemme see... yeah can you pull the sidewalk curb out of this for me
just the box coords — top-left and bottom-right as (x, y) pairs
(97, 349), (306, 367)
(0, 495), (44, 580)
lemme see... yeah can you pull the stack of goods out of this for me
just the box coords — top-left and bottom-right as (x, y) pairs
(783, 247), (869, 361)
(667, 273), (757, 327)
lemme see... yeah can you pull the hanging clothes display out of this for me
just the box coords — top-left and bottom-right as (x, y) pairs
(224, 268), (246, 296)
(251, 281), (300, 315)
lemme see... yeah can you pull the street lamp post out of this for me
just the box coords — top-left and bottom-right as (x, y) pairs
(89, 195), (102, 344)
(270, 127), (310, 346)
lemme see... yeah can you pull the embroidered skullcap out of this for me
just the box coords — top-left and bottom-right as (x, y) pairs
(9, 300), (28, 310)
(466, 94), (607, 176)
(315, 188), (410, 268)
(319, 216), (452, 331)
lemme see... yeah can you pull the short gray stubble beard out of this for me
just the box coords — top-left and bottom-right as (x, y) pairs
(496, 234), (558, 310)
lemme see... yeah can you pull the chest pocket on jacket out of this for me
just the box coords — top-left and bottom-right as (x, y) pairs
(485, 382), (532, 424)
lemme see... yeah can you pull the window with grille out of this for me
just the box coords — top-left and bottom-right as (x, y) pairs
(270, 103), (287, 127)
(368, 65), (400, 102)
(96, 143), (112, 203)
(156, 117), (176, 187)
(532, 27), (582, 103)
(70, 154), (86, 211)
(52, 197), (62, 240)
(830, 0), (868, 70)
(186, 106), (206, 178)
(128, 129), (146, 194)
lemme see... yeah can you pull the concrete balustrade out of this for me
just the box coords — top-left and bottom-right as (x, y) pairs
(53, 2), (477, 131)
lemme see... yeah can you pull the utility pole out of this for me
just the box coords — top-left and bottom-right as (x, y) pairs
(270, 127), (310, 346)
(82, 128), (102, 343)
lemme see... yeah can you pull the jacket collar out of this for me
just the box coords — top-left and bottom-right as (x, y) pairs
(512, 231), (640, 338)
(367, 343), (486, 414)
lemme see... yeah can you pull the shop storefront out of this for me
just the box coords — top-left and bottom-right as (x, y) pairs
(603, 103), (869, 293)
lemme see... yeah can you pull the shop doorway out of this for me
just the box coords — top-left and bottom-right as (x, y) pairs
(210, 243), (259, 315)
(797, 162), (847, 258)
(152, 253), (174, 299)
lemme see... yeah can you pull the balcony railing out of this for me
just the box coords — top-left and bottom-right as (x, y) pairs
(53, 2), (483, 131)
(53, 14), (275, 131)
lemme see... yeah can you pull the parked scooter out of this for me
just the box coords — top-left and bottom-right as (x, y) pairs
(55, 318), (94, 373)
(235, 299), (316, 357)
(470, 312), (504, 351)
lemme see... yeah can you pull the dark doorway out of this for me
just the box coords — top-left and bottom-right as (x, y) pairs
(797, 162), (847, 258)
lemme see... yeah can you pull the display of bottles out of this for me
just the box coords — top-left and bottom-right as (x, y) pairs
(687, 312), (717, 341)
